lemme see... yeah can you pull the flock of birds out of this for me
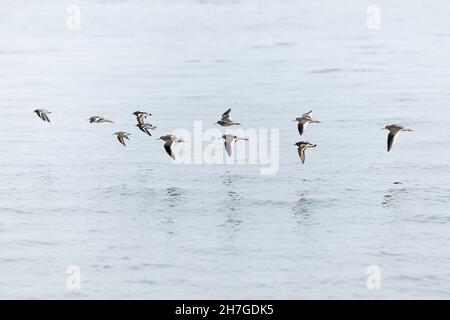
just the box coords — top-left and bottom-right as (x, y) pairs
(33, 108), (413, 163)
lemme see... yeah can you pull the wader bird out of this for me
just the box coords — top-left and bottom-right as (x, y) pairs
(89, 116), (114, 123)
(133, 111), (151, 125)
(34, 109), (52, 122)
(222, 134), (249, 157)
(114, 132), (131, 146)
(136, 123), (157, 136)
(295, 141), (317, 164)
(157, 135), (186, 160)
(382, 124), (413, 152)
(293, 110), (321, 136)
(216, 108), (241, 126)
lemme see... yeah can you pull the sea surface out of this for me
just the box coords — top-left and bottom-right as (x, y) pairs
(1, 0), (450, 299)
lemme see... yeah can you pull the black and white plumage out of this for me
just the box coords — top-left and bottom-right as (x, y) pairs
(113, 131), (131, 146)
(89, 116), (114, 123)
(295, 141), (317, 164)
(34, 109), (52, 122)
(293, 110), (321, 136)
(136, 123), (157, 136)
(133, 111), (151, 125)
(216, 108), (241, 127)
(222, 134), (249, 157)
(382, 124), (413, 152)
(157, 135), (185, 160)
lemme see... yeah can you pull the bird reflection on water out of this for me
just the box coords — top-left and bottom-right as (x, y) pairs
(382, 182), (406, 210)
(165, 187), (182, 209)
(158, 187), (184, 236)
(291, 191), (317, 229)
(220, 173), (243, 236)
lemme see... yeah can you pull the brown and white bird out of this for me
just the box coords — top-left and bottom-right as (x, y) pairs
(157, 135), (185, 159)
(133, 111), (151, 125)
(382, 124), (413, 152)
(222, 134), (249, 157)
(89, 116), (114, 123)
(34, 109), (51, 122)
(136, 123), (157, 136)
(293, 110), (321, 136)
(113, 131), (131, 146)
(295, 141), (317, 164)
(216, 108), (241, 126)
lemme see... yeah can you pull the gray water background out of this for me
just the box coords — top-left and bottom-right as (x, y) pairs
(0, 0), (450, 299)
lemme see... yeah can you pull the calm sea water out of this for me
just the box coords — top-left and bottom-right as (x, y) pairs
(1, 0), (450, 299)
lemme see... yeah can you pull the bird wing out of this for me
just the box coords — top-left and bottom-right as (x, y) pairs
(224, 141), (232, 157)
(297, 121), (308, 136)
(222, 108), (232, 121)
(144, 128), (152, 136)
(164, 141), (175, 159)
(298, 147), (306, 164)
(136, 114), (146, 124)
(387, 132), (398, 152)
(224, 136), (235, 157)
(117, 135), (126, 146)
(36, 111), (45, 121)
(43, 112), (50, 122)
(137, 125), (145, 133)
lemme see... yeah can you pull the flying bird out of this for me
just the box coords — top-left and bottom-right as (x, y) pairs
(89, 116), (114, 123)
(136, 123), (157, 136)
(382, 124), (413, 152)
(34, 109), (51, 122)
(222, 134), (249, 157)
(157, 135), (185, 159)
(293, 110), (321, 136)
(114, 132), (131, 146)
(216, 108), (241, 126)
(295, 141), (317, 164)
(133, 111), (151, 125)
